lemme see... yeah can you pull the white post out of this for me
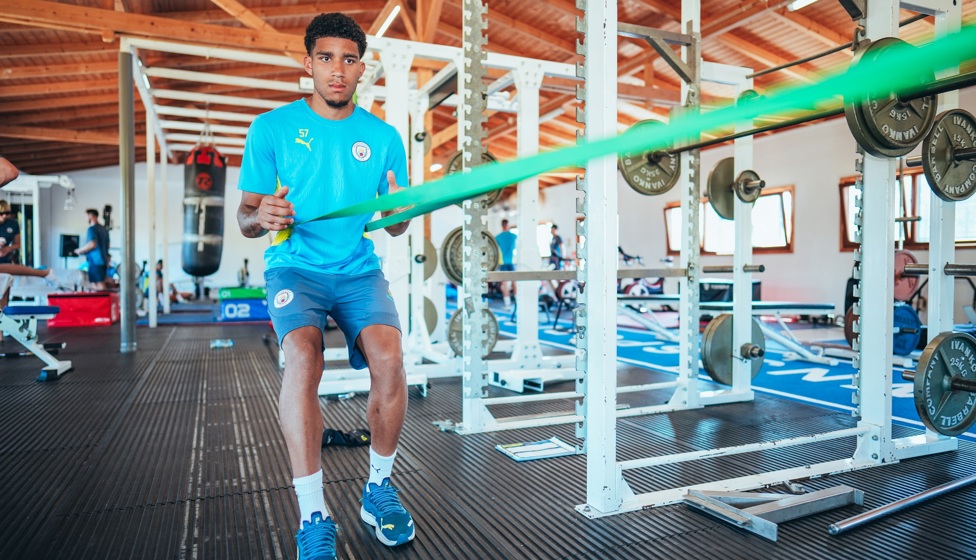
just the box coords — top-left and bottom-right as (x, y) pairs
(379, 46), (415, 322)
(580, 0), (621, 516)
(512, 60), (544, 364)
(854, 0), (900, 464)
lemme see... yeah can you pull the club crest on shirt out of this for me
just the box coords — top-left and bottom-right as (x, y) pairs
(274, 289), (294, 308)
(352, 141), (371, 162)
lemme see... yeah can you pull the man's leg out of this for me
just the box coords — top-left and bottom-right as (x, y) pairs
(280, 325), (337, 559)
(356, 324), (414, 546)
(280, 325), (327, 478)
(358, 324), (407, 456)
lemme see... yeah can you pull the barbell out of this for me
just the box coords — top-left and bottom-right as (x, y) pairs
(619, 38), (976, 203)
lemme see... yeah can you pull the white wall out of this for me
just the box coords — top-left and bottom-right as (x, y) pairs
(537, 88), (976, 324)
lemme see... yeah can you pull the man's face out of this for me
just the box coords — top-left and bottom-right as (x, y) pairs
(304, 37), (365, 110)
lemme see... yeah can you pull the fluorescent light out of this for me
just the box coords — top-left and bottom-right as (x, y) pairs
(787, 0), (820, 11)
(376, 5), (401, 38)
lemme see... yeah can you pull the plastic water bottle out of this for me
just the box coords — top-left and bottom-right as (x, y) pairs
(210, 339), (234, 349)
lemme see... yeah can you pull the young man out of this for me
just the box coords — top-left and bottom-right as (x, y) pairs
(236, 13), (413, 560)
(0, 200), (21, 265)
(548, 223), (564, 270)
(73, 209), (110, 290)
(495, 218), (517, 306)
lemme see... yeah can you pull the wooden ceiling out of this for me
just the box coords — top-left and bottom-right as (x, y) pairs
(1, 1), (973, 188)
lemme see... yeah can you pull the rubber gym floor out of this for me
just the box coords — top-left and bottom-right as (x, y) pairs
(2, 321), (975, 559)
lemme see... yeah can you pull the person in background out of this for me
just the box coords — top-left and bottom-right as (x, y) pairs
(548, 223), (564, 270)
(73, 208), (110, 291)
(495, 218), (517, 307)
(0, 156), (19, 188)
(0, 200), (21, 265)
(236, 13), (415, 560)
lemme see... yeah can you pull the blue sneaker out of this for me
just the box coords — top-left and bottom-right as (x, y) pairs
(296, 512), (337, 560)
(360, 478), (415, 546)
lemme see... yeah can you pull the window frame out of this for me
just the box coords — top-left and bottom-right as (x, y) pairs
(837, 168), (976, 252)
(663, 184), (796, 256)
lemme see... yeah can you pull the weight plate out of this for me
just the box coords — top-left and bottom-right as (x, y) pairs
(439, 226), (500, 285)
(843, 305), (856, 348)
(617, 120), (681, 196)
(423, 238), (437, 280)
(844, 38), (936, 158)
(734, 169), (763, 204)
(439, 226), (465, 285)
(737, 89), (763, 109)
(893, 249), (919, 302)
(556, 279), (580, 301)
(922, 109), (976, 202)
(892, 302), (922, 356)
(701, 313), (765, 386)
(447, 308), (499, 358)
(424, 296), (438, 336)
(859, 38), (936, 154)
(707, 157), (736, 220)
(446, 150), (505, 208)
(913, 332), (976, 436)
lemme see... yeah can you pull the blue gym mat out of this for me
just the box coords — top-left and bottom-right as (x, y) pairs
(488, 305), (976, 443)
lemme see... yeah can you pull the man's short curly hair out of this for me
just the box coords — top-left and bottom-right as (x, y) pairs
(305, 13), (368, 58)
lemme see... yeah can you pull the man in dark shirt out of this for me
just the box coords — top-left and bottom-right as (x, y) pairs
(74, 208), (110, 290)
(548, 223), (564, 270)
(0, 199), (21, 265)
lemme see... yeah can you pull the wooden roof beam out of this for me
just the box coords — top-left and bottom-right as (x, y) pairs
(0, 1), (306, 55)
(156, 2), (386, 23)
(0, 124), (148, 147)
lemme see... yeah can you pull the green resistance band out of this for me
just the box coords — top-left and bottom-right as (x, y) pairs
(294, 26), (976, 234)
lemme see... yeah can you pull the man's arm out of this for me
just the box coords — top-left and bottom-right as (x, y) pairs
(238, 187), (294, 238)
(381, 170), (411, 237)
(0, 157), (19, 188)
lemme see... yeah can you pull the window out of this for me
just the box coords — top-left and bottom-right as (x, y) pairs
(663, 185), (795, 255)
(839, 170), (976, 251)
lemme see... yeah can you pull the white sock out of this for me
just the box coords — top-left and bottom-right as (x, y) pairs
(368, 447), (397, 487)
(293, 470), (329, 523)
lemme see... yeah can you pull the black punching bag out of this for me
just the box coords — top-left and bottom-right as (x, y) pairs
(182, 145), (226, 277)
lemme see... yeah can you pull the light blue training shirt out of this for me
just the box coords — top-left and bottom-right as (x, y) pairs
(238, 100), (407, 275)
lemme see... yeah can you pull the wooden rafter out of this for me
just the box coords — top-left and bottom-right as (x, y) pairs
(0, 124), (148, 147)
(0, 1), (306, 55)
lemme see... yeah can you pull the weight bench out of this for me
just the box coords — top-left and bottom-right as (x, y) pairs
(0, 274), (72, 381)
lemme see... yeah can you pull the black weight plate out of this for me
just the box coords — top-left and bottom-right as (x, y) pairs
(859, 38), (936, 154)
(447, 308), (499, 358)
(707, 157), (736, 220)
(701, 313), (765, 386)
(844, 39), (926, 158)
(617, 120), (681, 196)
(913, 332), (976, 436)
(922, 109), (976, 202)
(446, 150), (505, 208)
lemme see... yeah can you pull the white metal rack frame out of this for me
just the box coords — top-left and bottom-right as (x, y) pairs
(576, 0), (962, 519)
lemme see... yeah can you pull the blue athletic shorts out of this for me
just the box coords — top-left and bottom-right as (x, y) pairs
(88, 264), (107, 283)
(265, 267), (401, 370)
(499, 263), (515, 272)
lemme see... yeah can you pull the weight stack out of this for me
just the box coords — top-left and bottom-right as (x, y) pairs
(182, 145), (226, 277)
